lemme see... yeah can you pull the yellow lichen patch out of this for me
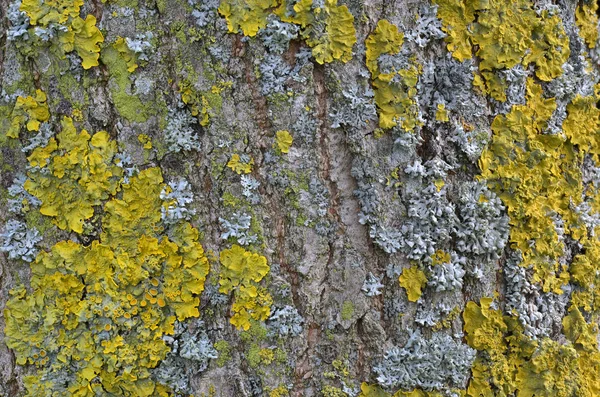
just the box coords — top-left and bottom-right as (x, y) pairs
(435, 103), (449, 122)
(365, 20), (421, 130)
(463, 298), (508, 352)
(24, 116), (122, 234)
(101, 167), (164, 252)
(357, 383), (444, 397)
(138, 133), (153, 149)
(59, 15), (104, 69)
(435, 0), (570, 99)
(365, 20), (404, 77)
(515, 338), (600, 397)
(358, 382), (390, 396)
(6, 89), (50, 139)
(562, 307), (598, 352)
(179, 80), (211, 126)
(472, 70), (509, 102)
(5, 151), (210, 396)
(398, 266), (427, 302)
(471, 0), (538, 71)
(276, 0), (314, 27)
(522, 9), (571, 82)
(227, 153), (254, 174)
(275, 130), (293, 153)
(219, 244), (272, 330)
(302, 0), (356, 64)
(431, 250), (451, 266)
(19, 0), (103, 70)
(20, 0), (83, 26)
(576, 0), (599, 49)
(219, 0), (279, 37)
(473, 1), (569, 82)
(478, 79), (600, 293)
(463, 298), (600, 397)
(569, 240), (600, 312)
(432, 0), (475, 62)
(114, 36), (139, 73)
(220, 0), (356, 64)
(463, 298), (528, 397)
(562, 95), (600, 161)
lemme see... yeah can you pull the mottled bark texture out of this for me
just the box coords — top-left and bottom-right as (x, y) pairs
(2, 0), (600, 396)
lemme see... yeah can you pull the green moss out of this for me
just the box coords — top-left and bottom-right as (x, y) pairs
(214, 340), (232, 367)
(222, 191), (244, 208)
(110, 0), (139, 7)
(156, 0), (167, 13)
(24, 207), (55, 235)
(240, 320), (268, 343)
(247, 343), (261, 368)
(274, 347), (287, 364)
(99, 46), (151, 123)
(340, 300), (354, 321)
(322, 385), (348, 397)
(57, 72), (85, 108)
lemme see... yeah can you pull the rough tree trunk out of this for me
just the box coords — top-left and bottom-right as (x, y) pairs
(1, 0), (600, 396)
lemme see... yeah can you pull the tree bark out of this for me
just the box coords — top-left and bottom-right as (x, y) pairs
(1, 0), (600, 396)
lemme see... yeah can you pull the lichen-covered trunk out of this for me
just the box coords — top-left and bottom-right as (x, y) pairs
(2, 0), (600, 396)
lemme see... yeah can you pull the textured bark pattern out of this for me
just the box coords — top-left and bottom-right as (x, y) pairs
(2, 0), (600, 397)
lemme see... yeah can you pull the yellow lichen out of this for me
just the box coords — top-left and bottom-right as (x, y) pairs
(569, 240), (600, 312)
(431, 250), (451, 266)
(138, 133), (153, 149)
(463, 298), (600, 397)
(220, 0), (356, 64)
(219, 244), (272, 330)
(6, 89), (50, 139)
(562, 307), (598, 352)
(59, 15), (104, 69)
(435, 103), (449, 122)
(472, 70), (509, 102)
(398, 265), (427, 302)
(435, 0), (570, 100)
(227, 153), (254, 174)
(219, 0), (279, 37)
(432, 0), (475, 62)
(471, 0), (539, 71)
(478, 79), (600, 293)
(357, 383), (444, 397)
(275, 130), (293, 154)
(365, 20), (404, 77)
(365, 20), (421, 130)
(576, 0), (599, 49)
(302, 0), (356, 64)
(24, 116), (122, 234)
(19, 0), (103, 70)
(20, 0), (83, 26)
(5, 124), (210, 396)
(522, 9), (571, 82)
(179, 80), (211, 126)
(114, 36), (139, 73)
